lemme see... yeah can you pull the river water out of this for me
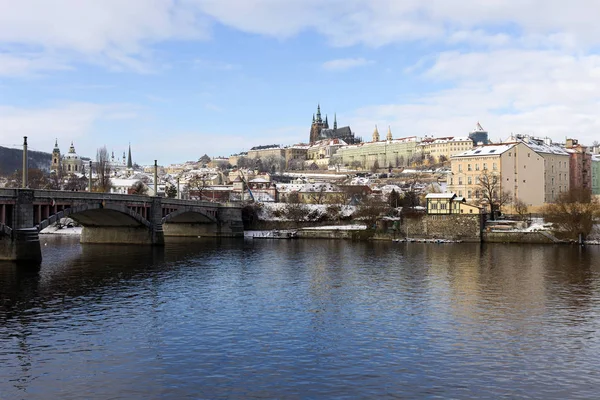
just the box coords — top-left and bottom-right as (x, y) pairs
(1, 237), (600, 399)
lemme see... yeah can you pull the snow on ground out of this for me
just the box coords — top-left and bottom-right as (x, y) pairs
(40, 225), (82, 235)
(258, 202), (356, 221)
(301, 225), (366, 230)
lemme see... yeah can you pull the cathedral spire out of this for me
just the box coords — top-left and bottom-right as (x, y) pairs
(325, 114), (329, 128)
(316, 104), (322, 123)
(333, 113), (337, 130)
(312, 113), (315, 123)
(127, 143), (133, 169)
(372, 125), (380, 142)
(386, 125), (393, 141)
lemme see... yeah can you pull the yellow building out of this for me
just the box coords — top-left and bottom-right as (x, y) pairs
(420, 136), (474, 162)
(448, 142), (546, 207)
(425, 193), (483, 214)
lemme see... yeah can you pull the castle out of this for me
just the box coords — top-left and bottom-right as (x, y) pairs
(308, 105), (361, 145)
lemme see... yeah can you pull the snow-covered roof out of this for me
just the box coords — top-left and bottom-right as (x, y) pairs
(425, 193), (456, 199)
(452, 143), (516, 158)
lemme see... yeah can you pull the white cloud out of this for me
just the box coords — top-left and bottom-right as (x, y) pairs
(322, 58), (374, 71)
(346, 49), (600, 146)
(0, 102), (139, 155)
(0, 53), (72, 77)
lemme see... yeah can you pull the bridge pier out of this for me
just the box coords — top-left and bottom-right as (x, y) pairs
(0, 190), (42, 263)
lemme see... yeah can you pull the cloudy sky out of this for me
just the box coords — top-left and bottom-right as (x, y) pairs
(2, 0), (600, 165)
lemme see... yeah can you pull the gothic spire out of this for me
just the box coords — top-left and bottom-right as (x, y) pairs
(386, 125), (393, 141)
(333, 113), (337, 130)
(316, 104), (322, 123)
(325, 114), (329, 128)
(312, 113), (315, 123)
(127, 143), (133, 169)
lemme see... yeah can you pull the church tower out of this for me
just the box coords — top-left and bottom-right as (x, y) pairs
(127, 143), (133, 169)
(51, 139), (61, 173)
(372, 125), (380, 142)
(309, 104), (327, 144)
(386, 126), (393, 141)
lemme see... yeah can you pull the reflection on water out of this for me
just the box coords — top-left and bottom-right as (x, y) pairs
(1, 237), (600, 399)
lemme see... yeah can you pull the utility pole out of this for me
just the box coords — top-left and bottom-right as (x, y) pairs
(88, 160), (93, 192)
(177, 177), (180, 200)
(154, 160), (158, 197)
(22, 136), (28, 188)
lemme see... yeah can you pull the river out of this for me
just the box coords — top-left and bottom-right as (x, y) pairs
(1, 237), (600, 399)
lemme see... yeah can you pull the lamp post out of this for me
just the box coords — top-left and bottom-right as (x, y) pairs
(88, 160), (93, 192)
(22, 136), (28, 188)
(154, 160), (158, 196)
(177, 177), (180, 200)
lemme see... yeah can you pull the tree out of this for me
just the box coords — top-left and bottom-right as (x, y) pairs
(350, 160), (363, 170)
(354, 196), (390, 229)
(198, 154), (211, 165)
(397, 155), (405, 167)
(286, 191), (301, 204)
(6, 168), (52, 189)
(186, 173), (210, 200)
(95, 146), (112, 192)
(476, 169), (511, 219)
(388, 189), (401, 208)
(309, 162), (319, 170)
(287, 158), (304, 171)
(64, 174), (87, 191)
(329, 155), (343, 171)
(307, 184), (329, 205)
(165, 185), (177, 198)
(543, 188), (600, 240)
(513, 198), (529, 221)
(438, 155), (448, 164)
(131, 181), (149, 195)
(371, 160), (380, 173)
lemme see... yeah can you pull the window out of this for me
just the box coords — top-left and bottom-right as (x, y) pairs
(475, 177), (480, 184)
(440, 203), (447, 210)
(528, 153), (531, 158)
(459, 165), (462, 172)
(493, 163), (497, 171)
(475, 164), (480, 171)
(468, 190), (472, 198)
(431, 203), (438, 209)
(483, 163), (487, 170)
(459, 177), (463, 185)
(475, 190), (480, 198)
(450, 177), (453, 185)
(508, 152), (511, 157)
(468, 164), (472, 171)
(468, 177), (472, 184)
(458, 191), (462, 197)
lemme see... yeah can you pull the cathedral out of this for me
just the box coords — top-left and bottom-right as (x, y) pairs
(51, 140), (84, 175)
(308, 105), (361, 145)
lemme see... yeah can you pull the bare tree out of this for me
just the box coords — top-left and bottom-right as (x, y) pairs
(513, 198), (529, 221)
(328, 155), (343, 172)
(64, 174), (87, 191)
(95, 146), (112, 192)
(186, 173), (210, 200)
(131, 181), (149, 195)
(543, 188), (600, 240)
(476, 169), (511, 219)
(350, 160), (363, 170)
(354, 196), (390, 229)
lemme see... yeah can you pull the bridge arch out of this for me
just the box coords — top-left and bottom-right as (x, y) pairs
(38, 202), (151, 231)
(162, 208), (218, 224)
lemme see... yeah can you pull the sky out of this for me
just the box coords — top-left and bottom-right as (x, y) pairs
(2, 0), (600, 165)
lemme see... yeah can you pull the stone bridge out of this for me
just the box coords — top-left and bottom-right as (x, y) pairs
(0, 189), (244, 263)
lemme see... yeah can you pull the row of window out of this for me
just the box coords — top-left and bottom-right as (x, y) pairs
(458, 163), (497, 172)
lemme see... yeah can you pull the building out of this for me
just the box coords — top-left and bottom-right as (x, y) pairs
(469, 122), (490, 145)
(508, 134), (570, 203)
(306, 138), (347, 165)
(425, 193), (482, 214)
(51, 140), (84, 175)
(419, 136), (475, 163)
(336, 126), (419, 169)
(592, 154), (600, 195)
(565, 138), (592, 192)
(308, 104), (359, 144)
(247, 145), (285, 160)
(448, 142), (546, 207)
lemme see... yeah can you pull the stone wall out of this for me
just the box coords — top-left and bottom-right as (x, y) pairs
(483, 231), (561, 244)
(401, 214), (483, 242)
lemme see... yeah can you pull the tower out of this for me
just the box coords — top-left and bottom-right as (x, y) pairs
(51, 139), (61, 173)
(334, 113), (337, 130)
(309, 104), (327, 144)
(127, 143), (133, 169)
(372, 125), (380, 142)
(386, 126), (393, 141)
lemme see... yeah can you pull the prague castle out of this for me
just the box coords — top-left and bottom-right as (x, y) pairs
(309, 105), (361, 145)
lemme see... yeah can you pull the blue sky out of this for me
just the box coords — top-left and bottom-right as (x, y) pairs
(2, 0), (600, 165)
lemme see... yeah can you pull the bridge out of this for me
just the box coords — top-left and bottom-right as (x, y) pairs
(0, 189), (244, 263)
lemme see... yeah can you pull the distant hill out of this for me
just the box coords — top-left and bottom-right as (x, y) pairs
(0, 146), (52, 176)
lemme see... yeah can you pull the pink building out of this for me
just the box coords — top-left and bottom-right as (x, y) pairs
(566, 139), (592, 191)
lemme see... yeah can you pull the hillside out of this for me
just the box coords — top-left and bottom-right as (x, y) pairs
(0, 146), (52, 176)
